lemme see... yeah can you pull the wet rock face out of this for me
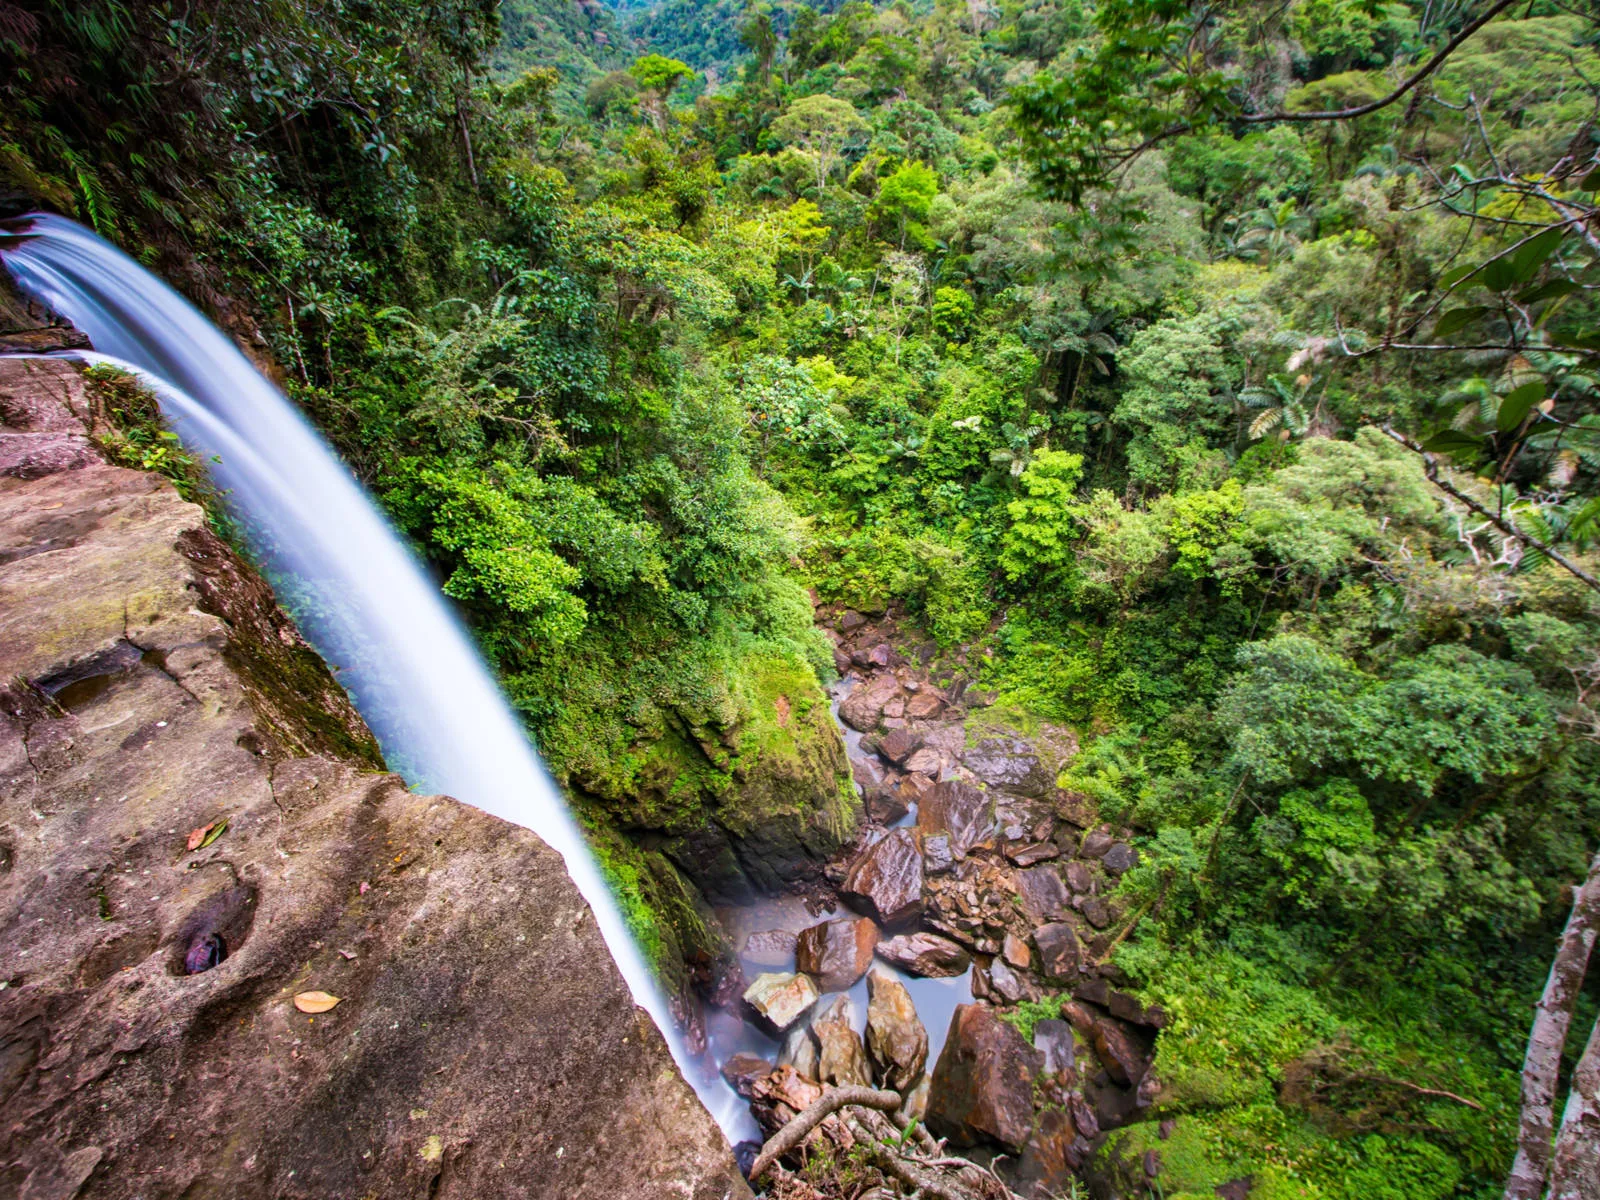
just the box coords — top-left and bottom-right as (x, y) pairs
(875, 931), (971, 978)
(742, 928), (799, 967)
(842, 827), (923, 926)
(917, 781), (996, 860)
(865, 966), (928, 1091)
(1015, 864), (1072, 924)
(795, 916), (879, 992)
(927, 1003), (1043, 1152)
(744, 971), (821, 1032)
(0, 362), (748, 1200)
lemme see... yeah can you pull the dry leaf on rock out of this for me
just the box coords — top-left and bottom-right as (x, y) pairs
(186, 819), (228, 851)
(293, 990), (341, 1013)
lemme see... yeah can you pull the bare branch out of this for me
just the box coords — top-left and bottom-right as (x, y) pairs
(1378, 426), (1600, 595)
(1240, 0), (1520, 124)
(747, 1085), (902, 1181)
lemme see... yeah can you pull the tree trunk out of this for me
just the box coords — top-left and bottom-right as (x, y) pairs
(1547, 1015), (1600, 1200)
(1505, 847), (1600, 1200)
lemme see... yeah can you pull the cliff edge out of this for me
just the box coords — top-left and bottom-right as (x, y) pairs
(0, 357), (749, 1200)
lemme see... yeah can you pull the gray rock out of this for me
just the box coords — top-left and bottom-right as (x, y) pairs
(777, 1020), (820, 1080)
(1102, 842), (1138, 874)
(1033, 1019), (1077, 1077)
(1005, 840), (1060, 866)
(813, 995), (871, 1086)
(923, 833), (955, 874)
(1079, 827), (1116, 859)
(962, 735), (1052, 796)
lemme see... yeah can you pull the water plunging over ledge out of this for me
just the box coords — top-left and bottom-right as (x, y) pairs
(0, 213), (745, 1137)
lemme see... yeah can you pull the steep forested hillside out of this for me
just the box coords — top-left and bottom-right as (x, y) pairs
(4, 0), (1600, 1196)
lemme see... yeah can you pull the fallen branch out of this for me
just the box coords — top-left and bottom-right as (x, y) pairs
(747, 1085), (902, 1181)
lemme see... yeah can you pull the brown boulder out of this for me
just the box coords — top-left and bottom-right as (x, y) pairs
(837, 609), (867, 632)
(1005, 840), (1060, 866)
(1002, 933), (1032, 970)
(875, 931), (971, 978)
(796, 917), (879, 992)
(850, 753), (886, 790)
(839, 673), (902, 732)
(842, 827), (923, 926)
(927, 1004), (1043, 1152)
(917, 780), (996, 859)
(905, 690), (944, 719)
(865, 966), (928, 1091)
(1064, 860), (1094, 893)
(813, 995), (871, 1086)
(864, 785), (910, 825)
(879, 726), (922, 766)
(1033, 922), (1080, 980)
(1016, 864), (1072, 923)
(1090, 1015), (1151, 1087)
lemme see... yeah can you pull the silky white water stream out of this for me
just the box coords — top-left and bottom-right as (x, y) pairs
(1, 213), (746, 1138)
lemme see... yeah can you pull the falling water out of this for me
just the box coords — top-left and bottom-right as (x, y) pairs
(1, 213), (746, 1137)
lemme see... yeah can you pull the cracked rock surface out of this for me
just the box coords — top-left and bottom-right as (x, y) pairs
(0, 358), (748, 1200)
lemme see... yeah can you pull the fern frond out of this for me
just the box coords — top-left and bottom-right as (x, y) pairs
(1248, 408), (1283, 440)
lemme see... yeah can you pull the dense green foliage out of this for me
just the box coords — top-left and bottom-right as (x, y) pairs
(6, 1), (1600, 1194)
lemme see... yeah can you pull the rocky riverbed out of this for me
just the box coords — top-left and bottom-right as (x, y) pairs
(705, 603), (1172, 1196)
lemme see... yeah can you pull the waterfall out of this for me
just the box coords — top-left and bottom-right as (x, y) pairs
(1, 213), (745, 1138)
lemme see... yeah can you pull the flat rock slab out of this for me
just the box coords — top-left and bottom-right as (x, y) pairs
(916, 780), (996, 859)
(0, 360), (748, 1200)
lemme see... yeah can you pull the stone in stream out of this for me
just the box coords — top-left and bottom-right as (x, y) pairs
(962, 735), (1052, 796)
(795, 916), (880, 991)
(975, 956), (1031, 1004)
(743, 971), (820, 1032)
(898, 771), (936, 803)
(1033, 922), (1081, 980)
(903, 745), (944, 776)
(1063, 860), (1094, 894)
(778, 1019), (820, 1081)
(927, 1003), (1044, 1152)
(742, 928), (799, 968)
(876, 930), (971, 978)
(812, 995), (872, 1087)
(842, 826), (924, 926)
(905, 690), (944, 719)
(901, 1072), (932, 1122)
(879, 726), (922, 766)
(839, 672), (903, 732)
(721, 1052), (775, 1098)
(864, 785), (910, 825)
(865, 965), (928, 1091)
(749, 1065), (826, 1138)
(1015, 863), (1072, 924)
(917, 780), (996, 859)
